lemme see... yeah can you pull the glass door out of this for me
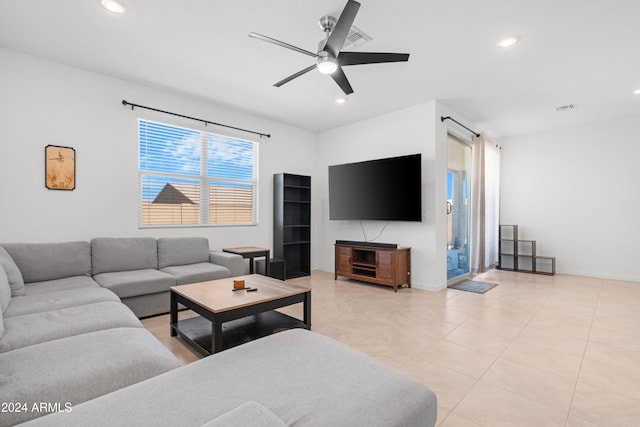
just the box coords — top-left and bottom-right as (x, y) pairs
(447, 135), (472, 282)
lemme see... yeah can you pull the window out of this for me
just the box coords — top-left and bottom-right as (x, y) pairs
(139, 120), (258, 226)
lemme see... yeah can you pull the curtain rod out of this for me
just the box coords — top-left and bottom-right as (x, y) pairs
(440, 116), (480, 138)
(121, 100), (271, 139)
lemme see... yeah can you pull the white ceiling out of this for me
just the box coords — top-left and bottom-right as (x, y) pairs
(1, 0), (639, 138)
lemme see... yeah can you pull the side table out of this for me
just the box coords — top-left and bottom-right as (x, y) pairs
(222, 246), (270, 276)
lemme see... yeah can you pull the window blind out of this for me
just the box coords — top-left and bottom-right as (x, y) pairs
(139, 120), (257, 226)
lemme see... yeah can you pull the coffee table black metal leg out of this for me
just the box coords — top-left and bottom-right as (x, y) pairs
(212, 317), (223, 354)
(303, 291), (311, 328)
(170, 291), (177, 337)
(265, 250), (270, 277)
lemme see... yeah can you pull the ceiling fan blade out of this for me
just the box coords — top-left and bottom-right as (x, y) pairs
(274, 64), (317, 87)
(339, 52), (410, 66)
(330, 66), (354, 95)
(249, 32), (319, 59)
(325, 0), (361, 58)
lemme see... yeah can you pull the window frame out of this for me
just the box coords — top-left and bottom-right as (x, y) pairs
(138, 119), (259, 228)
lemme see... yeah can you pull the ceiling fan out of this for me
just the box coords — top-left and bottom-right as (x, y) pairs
(249, 0), (410, 95)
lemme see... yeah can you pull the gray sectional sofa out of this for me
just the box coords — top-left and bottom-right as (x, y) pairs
(1, 237), (244, 319)
(0, 237), (438, 427)
(0, 243), (181, 426)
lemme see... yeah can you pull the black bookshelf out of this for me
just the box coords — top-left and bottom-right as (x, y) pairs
(274, 173), (311, 279)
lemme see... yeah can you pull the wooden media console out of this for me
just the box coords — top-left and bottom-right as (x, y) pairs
(334, 241), (411, 292)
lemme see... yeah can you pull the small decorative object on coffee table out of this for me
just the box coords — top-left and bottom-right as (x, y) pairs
(170, 274), (310, 356)
(222, 246), (270, 276)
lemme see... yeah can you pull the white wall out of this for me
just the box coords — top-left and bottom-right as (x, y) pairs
(314, 101), (472, 290)
(500, 117), (640, 282)
(0, 48), (317, 254)
(0, 47), (482, 288)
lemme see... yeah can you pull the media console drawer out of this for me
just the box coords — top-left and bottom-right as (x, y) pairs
(334, 242), (411, 292)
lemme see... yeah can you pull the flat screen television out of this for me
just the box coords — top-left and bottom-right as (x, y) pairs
(328, 153), (422, 222)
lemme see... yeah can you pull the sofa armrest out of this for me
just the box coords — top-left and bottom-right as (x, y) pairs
(209, 251), (244, 277)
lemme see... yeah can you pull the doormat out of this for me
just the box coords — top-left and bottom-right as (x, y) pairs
(448, 280), (498, 294)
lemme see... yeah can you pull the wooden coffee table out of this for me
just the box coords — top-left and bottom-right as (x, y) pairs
(170, 274), (311, 356)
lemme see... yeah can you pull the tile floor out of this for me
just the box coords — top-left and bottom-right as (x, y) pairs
(142, 269), (640, 427)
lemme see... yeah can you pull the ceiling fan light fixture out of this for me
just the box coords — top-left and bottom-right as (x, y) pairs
(335, 97), (348, 104)
(497, 35), (520, 48)
(100, 0), (126, 14)
(317, 52), (338, 74)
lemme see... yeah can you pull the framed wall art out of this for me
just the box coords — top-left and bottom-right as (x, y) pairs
(45, 145), (76, 190)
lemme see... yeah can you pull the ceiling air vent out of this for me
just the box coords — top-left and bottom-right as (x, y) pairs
(342, 25), (372, 50)
(555, 104), (577, 112)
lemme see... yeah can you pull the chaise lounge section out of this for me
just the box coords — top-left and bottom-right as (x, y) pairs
(19, 329), (438, 427)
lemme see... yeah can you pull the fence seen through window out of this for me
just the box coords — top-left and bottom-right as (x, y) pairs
(139, 120), (257, 226)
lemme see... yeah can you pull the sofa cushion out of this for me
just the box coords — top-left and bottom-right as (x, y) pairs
(0, 301), (142, 353)
(92, 237), (158, 275)
(18, 329), (438, 427)
(201, 402), (286, 427)
(24, 275), (100, 296)
(160, 262), (230, 285)
(0, 265), (10, 314)
(0, 327), (180, 426)
(93, 269), (176, 299)
(2, 241), (91, 284)
(157, 237), (210, 268)
(0, 246), (25, 296)
(5, 287), (119, 318)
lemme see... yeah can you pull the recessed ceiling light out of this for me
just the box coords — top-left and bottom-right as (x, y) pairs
(100, 0), (126, 14)
(497, 35), (520, 48)
(634, 88), (640, 95)
(335, 97), (348, 104)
